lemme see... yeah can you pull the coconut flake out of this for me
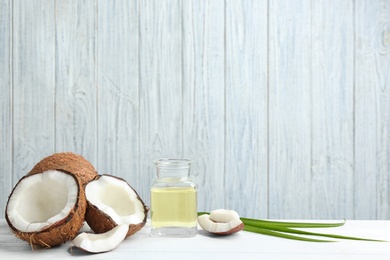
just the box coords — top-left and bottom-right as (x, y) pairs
(209, 209), (241, 222)
(198, 209), (244, 235)
(71, 224), (129, 253)
(198, 214), (243, 233)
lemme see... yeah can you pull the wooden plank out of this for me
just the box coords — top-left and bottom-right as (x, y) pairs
(355, 0), (390, 219)
(2, 0), (389, 220)
(139, 0), (183, 205)
(97, 0), (140, 190)
(13, 0), (55, 180)
(55, 0), (97, 166)
(182, 0), (225, 213)
(311, 0), (355, 219)
(0, 0), (12, 213)
(268, 0), (312, 219)
(225, 0), (268, 219)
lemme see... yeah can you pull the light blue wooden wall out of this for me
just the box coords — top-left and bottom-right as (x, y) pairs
(1, 0), (390, 220)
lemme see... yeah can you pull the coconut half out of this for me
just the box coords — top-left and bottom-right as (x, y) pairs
(84, 175), (148, 238)
(5, 170), (86, 248)
(5, 152), (97, 248)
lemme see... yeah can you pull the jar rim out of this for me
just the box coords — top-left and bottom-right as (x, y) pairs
(154, 158), (192, 168)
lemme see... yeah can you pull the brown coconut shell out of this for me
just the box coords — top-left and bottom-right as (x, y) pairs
(213, 222), (245, 236)
(5, 170), (87, 248)
(85, 175), (148, 238)
(28, 152), (97, 186)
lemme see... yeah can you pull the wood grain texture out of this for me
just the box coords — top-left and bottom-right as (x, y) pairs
(97, 0), (140, 192)
(55, 0), (97, 166)
(0, 0), (12, 216)
(225, 0), (268, 218)
(139, 0), (183, 205)
(311, 0), (355, 219)
(268, 0), (312, 219)
(182, 0), (225, 213)
(13, 0), (55, 180)
(355, 0), (390, 219)
(1, 0), (390, 220)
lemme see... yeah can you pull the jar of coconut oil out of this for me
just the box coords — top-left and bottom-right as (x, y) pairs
(150, 158), (197, 237)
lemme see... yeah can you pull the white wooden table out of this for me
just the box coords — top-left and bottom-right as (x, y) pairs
(1, 219), (390, 259)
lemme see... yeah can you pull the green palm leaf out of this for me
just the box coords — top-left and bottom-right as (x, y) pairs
(198, 212), (386, 242)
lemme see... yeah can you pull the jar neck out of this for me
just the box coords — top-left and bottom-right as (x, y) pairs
(155, 158), (192, 179)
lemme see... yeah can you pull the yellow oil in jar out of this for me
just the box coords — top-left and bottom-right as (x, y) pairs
(151, 187), (197, 228)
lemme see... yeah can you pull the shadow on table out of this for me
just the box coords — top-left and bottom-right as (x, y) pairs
(67, 246), (94, 256)
(197, 229), (241, 239)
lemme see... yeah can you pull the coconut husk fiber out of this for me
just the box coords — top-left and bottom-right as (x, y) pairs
(28, 152), (98, 186)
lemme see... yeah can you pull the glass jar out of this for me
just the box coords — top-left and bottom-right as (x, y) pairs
(150, 158), (197, 237)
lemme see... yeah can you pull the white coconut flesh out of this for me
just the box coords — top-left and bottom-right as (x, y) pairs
(210, 209), (240, 222)
(85, 175), (145, 225)
(6, 170), (78, 232)
(198, 215), (243, 233)
(198, 209), (244, 235)
(72, 224), (129, 253)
